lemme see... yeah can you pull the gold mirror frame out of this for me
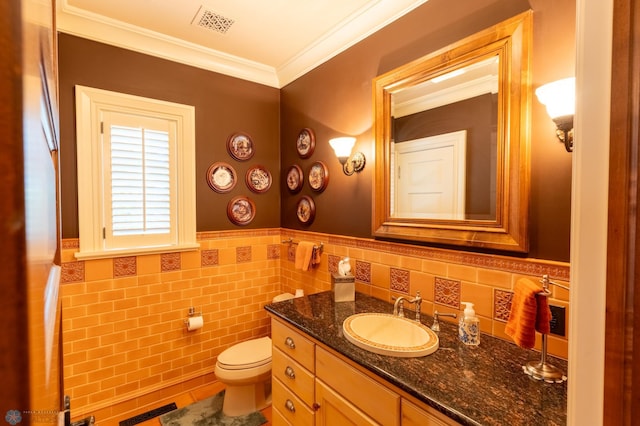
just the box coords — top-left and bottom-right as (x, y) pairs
(373, 11), (532, 252)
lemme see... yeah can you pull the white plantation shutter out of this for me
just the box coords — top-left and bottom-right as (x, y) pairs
(110, 126), (171, 235)
(103, 113), (176, 248)
(75, 85), (197, 259)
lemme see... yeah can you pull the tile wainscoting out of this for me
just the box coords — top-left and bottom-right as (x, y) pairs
(61, 228), (569, 422)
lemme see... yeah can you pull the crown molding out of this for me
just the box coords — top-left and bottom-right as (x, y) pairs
(56, 0), (429, 88)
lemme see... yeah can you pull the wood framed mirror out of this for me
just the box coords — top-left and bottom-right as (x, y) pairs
(372, 11), (532, 252)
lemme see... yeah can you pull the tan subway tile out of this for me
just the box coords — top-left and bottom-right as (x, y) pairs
(100, 288), (125, 302)
(218, 247), (237, 265)
(399, 255), (422, 271)
(422, 259), (448, 276)
(137, 254), (161, 275)
(370, 285), (390, 302)
(84, 258), (113, 281)
(460, 282), (493, 318)
(447, 263), (478, 282)
(371, 263), (390, 288)
(86, 323), (115, 339)
(546, 334), (568, 360)
(410, 271), (434, 302)
(477, 268), (512, 288)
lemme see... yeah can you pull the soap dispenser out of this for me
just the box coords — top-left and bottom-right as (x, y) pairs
(459, 302), (480, 346)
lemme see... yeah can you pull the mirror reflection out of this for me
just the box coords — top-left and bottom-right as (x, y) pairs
(373, 11), (532, 252)
(391, 56), (499, 220)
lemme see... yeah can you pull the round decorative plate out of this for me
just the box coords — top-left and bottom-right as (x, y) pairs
(246, 165), (272, 193)
(308, 161), (329, 192)
(286, 164), (304, 193)
(227, 132), (254, 161)
(296, 195), (316, 225)
(296, 128), (315, 158)
(227, 196), (256, 225)
(206, 162), (237, 193)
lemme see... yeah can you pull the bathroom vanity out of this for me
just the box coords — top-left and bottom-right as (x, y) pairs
(265, 291), (567, 426)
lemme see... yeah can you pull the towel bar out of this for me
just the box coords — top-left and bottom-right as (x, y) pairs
(281, 237), (324, 253)
(523, 275), (567, 383)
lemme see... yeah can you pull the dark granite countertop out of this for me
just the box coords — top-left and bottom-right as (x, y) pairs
(265, 291), (567, 426)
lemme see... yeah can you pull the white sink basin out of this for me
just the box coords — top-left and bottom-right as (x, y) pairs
(342, 313), (439, 357)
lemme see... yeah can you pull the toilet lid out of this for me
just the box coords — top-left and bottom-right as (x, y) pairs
(218, 336), (272, 370)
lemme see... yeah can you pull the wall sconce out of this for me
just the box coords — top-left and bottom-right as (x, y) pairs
(329, 137), (366, 175)
(535, 77), (576, 152)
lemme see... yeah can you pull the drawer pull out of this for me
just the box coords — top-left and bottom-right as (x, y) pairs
(284, 366), (296, 379)
(284, 336), (296, 349)
(285, 399), (296, 413)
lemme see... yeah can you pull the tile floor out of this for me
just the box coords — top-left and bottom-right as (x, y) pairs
(120, 382), (272, 426)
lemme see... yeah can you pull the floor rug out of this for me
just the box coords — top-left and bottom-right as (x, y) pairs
(159, 390), (267, 426)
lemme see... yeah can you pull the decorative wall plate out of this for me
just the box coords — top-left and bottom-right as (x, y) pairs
(227, 132), (254, 161)
(308, 161), (329, 192)
(286, 164), (304, 193)
(246, 165), (272, 193)
(296, 195), (316, 225)
(296, 128), (315, 158)
(227, 196), (256, 225)
(206, 162), (237, 193)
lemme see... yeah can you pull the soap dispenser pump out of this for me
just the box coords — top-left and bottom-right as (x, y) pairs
(459, 302), (480, 346)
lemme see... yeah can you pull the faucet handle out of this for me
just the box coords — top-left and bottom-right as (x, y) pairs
(431, 310), (457, 332)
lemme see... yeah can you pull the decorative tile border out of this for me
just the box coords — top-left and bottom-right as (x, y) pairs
(114, 256), (136, 277)
(287, 245), (296, 263)
(62, 228), (570, 281)
(197, 228), (280, 241)
(61, 261), (84, 283)
(267, 244), (280, 259)
(160, 253), (181, 272)
(355, 261), (371, 283)
(327, 254), (340, 274)
(390, 268), (410, 293)
(201, 249), (219, 266)
(434, 277), (461, 308)
(236, 246), (252, 263)
(281, 230), (569, 281)
(494, 289), (514, 322)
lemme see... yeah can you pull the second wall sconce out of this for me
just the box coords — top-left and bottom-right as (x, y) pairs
(329, 137), (366, 175)
(535, 77), (576, 152)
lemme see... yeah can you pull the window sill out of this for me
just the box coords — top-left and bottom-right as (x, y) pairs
(74, 243), (200, 261)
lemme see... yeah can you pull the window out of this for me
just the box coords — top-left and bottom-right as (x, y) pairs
(75, 86), (197, 259)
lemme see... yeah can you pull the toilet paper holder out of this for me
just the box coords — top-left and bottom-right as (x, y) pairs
(183, 306), (202, 324)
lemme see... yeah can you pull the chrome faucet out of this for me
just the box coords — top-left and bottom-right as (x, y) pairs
(392, 291), (422, 322)
(431, 310), (457, 332)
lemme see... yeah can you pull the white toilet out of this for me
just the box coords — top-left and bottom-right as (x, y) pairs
(214, 293), (296, 416)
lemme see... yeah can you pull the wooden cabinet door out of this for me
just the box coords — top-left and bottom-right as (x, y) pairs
(315, 379), (377, 426)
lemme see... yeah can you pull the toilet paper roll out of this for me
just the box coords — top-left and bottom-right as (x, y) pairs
(186, 316), (203, 331)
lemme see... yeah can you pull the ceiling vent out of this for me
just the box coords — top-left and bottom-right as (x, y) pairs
(192, 6), (235, 34)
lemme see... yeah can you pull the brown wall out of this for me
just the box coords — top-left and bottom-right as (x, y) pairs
(58, 34), (281, 237)
(59, 0), (575, 262)
(280, 0), (575, 261)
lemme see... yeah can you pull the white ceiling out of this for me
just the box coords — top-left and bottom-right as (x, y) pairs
(56, 0), (429, 88)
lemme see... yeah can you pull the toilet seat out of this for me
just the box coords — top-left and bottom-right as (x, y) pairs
(217, 336), (272, 370)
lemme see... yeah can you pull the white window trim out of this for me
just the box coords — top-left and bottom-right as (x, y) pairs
(74, 85), (198, 260)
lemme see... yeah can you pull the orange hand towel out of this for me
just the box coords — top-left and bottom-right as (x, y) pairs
(505, 278), (552, 349)
(294, 241), (315, 271)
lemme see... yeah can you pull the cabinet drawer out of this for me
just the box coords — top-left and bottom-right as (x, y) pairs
(272, 346), (315, 406)
(316, 346), (400, 426)
(402, 399), (461, 426)
(271, 407), (291, 426)
(272, 318), (315, 372)
(272, 377), (314, 426)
